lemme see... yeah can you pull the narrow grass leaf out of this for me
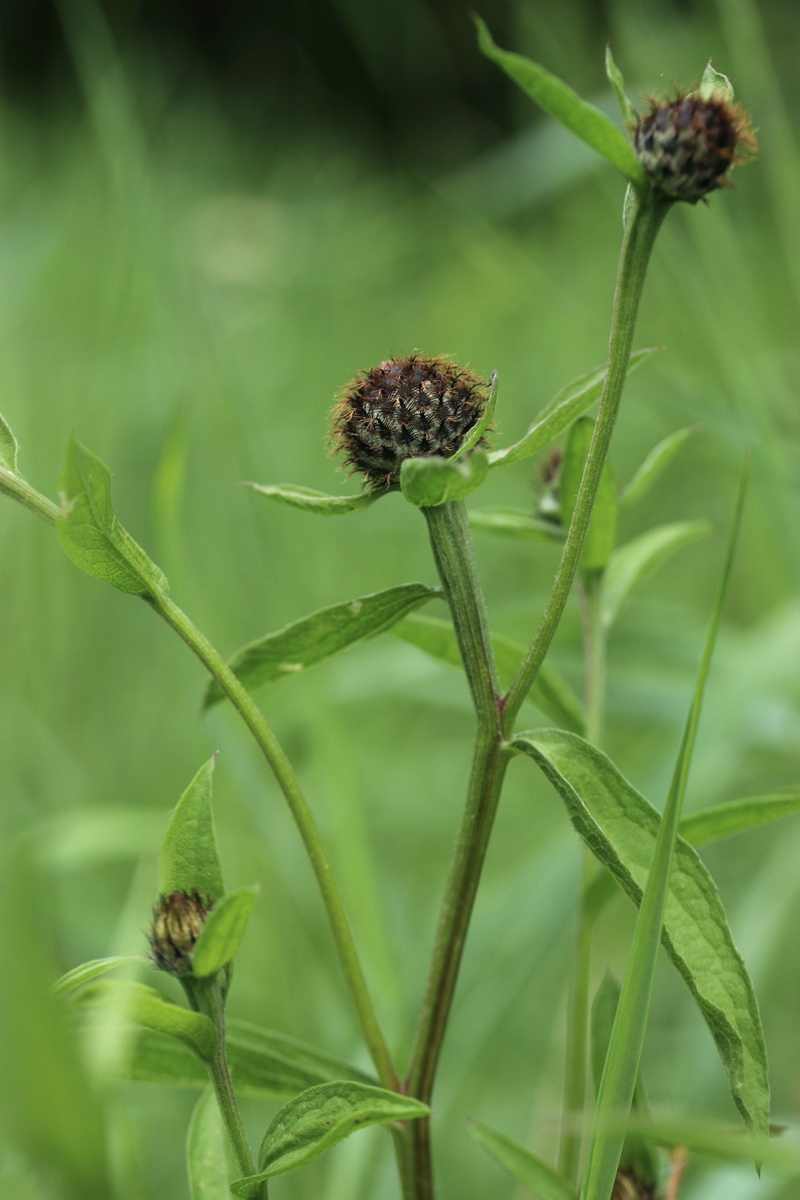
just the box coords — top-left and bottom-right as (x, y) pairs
(605, 47), (637, 125)
(68, 979), (217, 1062)
(559, 417), (618, 574)
(192, 887), (258, 978)
(619, 427), (700, 511)
(682, 789), (800, 847)
(391, 612), (585, 733)
(159, 757), (225, 902)
(52, 955), (144, 999)
(187, 1089), (234, 1200)
(475, 18), (646, 189)
(513, 730), (769, 1142)
(602, 521), (711, 628)
(246, 482), (381, 515)
(469, 507), (563, 542)
(467, 1118), (575, 1200)
(489, 349), (657, 469)
(0, 411), (20, 473)
(453, 371), (499, 460)
(228, 1082), (428, 1192)
(400, 448), (489, 506)
(57, 435), (169, 597)
(204, 583), (441, 709)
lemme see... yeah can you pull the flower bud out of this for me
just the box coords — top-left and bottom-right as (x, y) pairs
(149, 890), (213, 976)
(634, 92), (755, 203)
(331, 354), (489, 489)
(611, 1170), (657, 1200)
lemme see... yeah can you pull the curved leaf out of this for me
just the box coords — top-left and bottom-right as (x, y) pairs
(488, 349), (657, 469)
(246, 482), (381, 515)
(682, 789), (800, 847)
(187, 1089), (234, 1200)
(0, 411), (20, 473)
(476, 18), (646, 189)
(230, 1082), (428, 1192)
(605, 47), (636, 126)
(52, 955), (144, 1000)
(57, 435), (169, 598)
(192, 887), (258, 978)
(469, 507), (563, 542)
(204, 583), (441, 709)
(159, 757), (225, 903)
(602, 521), (711, 628)
(513, 729), (769, 1139)
(391, 613), (585, 734)
(619, 426), (700, 511)
(468, 1118), (575, 1199)
(400, 449), (489, 507)
(452, 370), (498, 460)
(559, 416), (617, 574)
(67, 978), (216, 1062)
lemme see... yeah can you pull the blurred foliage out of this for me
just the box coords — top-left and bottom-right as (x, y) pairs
(1, 0), (800, 1197)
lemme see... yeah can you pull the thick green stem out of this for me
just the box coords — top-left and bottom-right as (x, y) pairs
(504, 196), (669, 727)
(151, 591), (399, 1093)
(0, 469), (61, 524)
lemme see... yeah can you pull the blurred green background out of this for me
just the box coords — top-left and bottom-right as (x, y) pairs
(1, 0), (800, 1196)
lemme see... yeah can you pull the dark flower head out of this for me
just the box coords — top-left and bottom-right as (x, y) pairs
(634, 87), (756, 203)
(331, 354), (490, 489)
(611, 1170), (657, 1200)
(149, 890), (213, 976)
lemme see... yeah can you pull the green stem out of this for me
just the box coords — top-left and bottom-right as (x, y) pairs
(403, 501), (508, 1198)
(504, 195), (669, 727)
(151, 591), (399, 1093)
(0, 469), (61, 524)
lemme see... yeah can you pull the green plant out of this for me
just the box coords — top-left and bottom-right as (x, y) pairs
(1, 24), (795, 1200)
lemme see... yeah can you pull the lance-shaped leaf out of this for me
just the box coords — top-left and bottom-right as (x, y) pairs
(682, 789), (800, 847)
(76, 1017), (375, 1096)
(0, 411), (20, 473)
(476, 18), (646, 190)
(605, 46), (637, 125)
(52, 955), (144, 1000)
(400, 449), (489, 507)
(452, 371), (498, 461)
(204, 583), (440, 709)
(159, 757), (225, 902)
(57, 435), (169, 598)
(391, 612), (585, 734)
(467, 1118), (576, 1200)
(619, 427), (700, 511)
(559, 416), (618, 575)
(187, 1089), (235, 1200)
(230, 1082), (429, 1193)
(246, 482), (381, 515)
(602, 520), (711, 629)
(488, 349), (657, 469)
(192, 887), (258, 978)
(68, 978), (216, 1062)
(513, 729), (769, 1140)
(469, 507), (563, 542)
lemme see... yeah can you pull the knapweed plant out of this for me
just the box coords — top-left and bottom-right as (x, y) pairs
(2, 23), (792, 1200)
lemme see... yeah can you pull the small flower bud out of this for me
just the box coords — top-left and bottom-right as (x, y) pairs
(634, 91), (755, 203)
(149, 890), (213, 976)
(331, 354), (490, 489)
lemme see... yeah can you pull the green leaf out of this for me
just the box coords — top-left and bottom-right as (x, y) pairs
(468, 506), (563, 542)
(230, 1082), (429, 1192)
(467, 1118), (575, 1200)
(475, 18), (646, 190)
(68, 978), (217, 1062)
(559, 417), (618, 574)
(192, 887), (258, 978)
(187, 1089), (235, 1200)
(246, 482), (381, 515)
(452, 371), (498, 461)
(400, 449), (489, 507)
(79, 1018), (375, 1096)
(57, 435), (169, 597)
(391, 613), (585, 734)
(681, 789), (800, 847)
(51, 955), (144, 1000)
(513, 730), (769, 1142)
(619, 426), (699, 511)
(605, 46), (636, 126)
(488, 349), (657, 469)
(204, 583), (441, 709)
(159, 757), (225, 903)
(602, 521), (711, 629)
(699, 61), (734, 103)
(0, 411), (20, 473)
